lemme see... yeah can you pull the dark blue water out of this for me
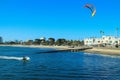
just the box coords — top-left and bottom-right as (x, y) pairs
(0, 46), (120, 80)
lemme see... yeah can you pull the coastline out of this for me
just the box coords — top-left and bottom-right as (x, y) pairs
(0, 45), (70, 50)
(84, 47), (120, 56)
(1, 45), (120, 56)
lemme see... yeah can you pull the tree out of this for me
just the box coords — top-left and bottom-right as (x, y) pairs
(25, 40), (33, 45)
(48, 38), (55, 45)
(40, 37), (46, 45)
(72, 40), (81, 46)
(116, 27), (119, 38)
(9, 41), (16, 45)
(34, 39), (41, 45)
(100, 30), (104, 37)
(66, 40), (72, 46)
(55, 38), (66, 46)
(80, 40), (84, 46)
(115, 44), (119, 48)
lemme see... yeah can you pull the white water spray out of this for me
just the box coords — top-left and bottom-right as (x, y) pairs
(0, 56), (30, 61)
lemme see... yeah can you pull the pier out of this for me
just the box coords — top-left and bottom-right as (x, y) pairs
(36, 47), (92, 53)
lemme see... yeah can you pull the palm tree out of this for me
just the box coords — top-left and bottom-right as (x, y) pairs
(116, 27), (119, 38)
(100, 30), (104, 37)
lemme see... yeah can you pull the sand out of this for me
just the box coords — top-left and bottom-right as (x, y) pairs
(1, 44), (120, 56)
(84, 47), (120, 56)
(0, 45), (69, 50)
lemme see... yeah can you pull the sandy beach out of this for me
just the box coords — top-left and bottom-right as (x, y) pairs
(1, 45), (120, 56)
(0, 45), (70, 50)
(84, 47), (120, 56)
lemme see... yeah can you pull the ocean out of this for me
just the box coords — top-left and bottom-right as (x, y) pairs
(0, 46), (120, 80)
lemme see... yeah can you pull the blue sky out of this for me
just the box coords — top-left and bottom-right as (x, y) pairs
(0, 0), (120, 41)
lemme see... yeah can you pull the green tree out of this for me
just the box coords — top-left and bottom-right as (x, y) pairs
(100, 30), (104, 37)
(48, 38), (55, 45)
(25, 40), (33, 45)
(66, 40), (72, 46)
(55, 38), (66, 46)
(40, 38), (46, 45)
(34, 39), (41, 45)
(80, 40), (84, 46)
(72, 40), (81, 46)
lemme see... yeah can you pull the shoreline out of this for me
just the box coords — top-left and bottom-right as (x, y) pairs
(0, 44), (71, 50)
(1, 45), (120, 56)
(84, 47), (120, 56)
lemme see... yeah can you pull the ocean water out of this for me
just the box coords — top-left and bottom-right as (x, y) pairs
(0, 46), (120, 80)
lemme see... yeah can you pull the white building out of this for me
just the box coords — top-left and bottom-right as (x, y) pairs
(84, 36), (120, 46)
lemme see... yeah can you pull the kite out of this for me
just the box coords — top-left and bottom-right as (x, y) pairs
(84, 4), (96, 17)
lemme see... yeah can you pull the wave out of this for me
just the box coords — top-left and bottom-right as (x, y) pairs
(0, 56), (30, 61)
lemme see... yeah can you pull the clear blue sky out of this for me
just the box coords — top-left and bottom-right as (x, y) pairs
(0, 0), (120, 41)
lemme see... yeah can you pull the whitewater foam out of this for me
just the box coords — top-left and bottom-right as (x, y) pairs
(0, 56), (30, 61)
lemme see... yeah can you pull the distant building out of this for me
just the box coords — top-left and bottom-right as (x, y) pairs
(0, 37), (3, 43)
(84, 36), (120, 46)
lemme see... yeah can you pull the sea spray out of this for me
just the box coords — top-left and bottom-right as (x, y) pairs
(0, 56), (30, 61)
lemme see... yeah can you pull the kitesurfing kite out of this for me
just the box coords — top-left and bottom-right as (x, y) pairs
(84, 4), (96, 17)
